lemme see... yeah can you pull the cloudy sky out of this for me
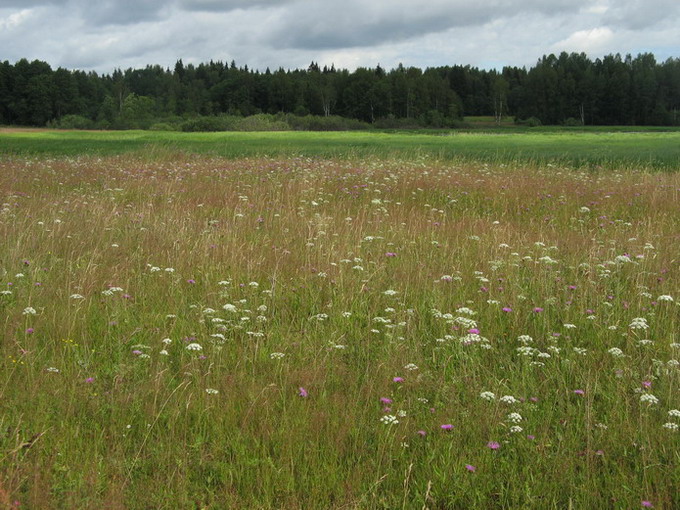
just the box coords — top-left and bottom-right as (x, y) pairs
(0, 0), (678, 74)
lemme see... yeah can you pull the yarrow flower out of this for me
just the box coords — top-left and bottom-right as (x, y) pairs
(185, 343), (203, 351)
(500, 395), (518, 404)
(640, 394), (659, 405)
(479, 391), (496, 401)
(380, 415), (399, 425)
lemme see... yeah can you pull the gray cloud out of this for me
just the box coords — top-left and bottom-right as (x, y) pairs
(0, 0), (678, 74)
(266, 0), (590, 50)
(602, 0), (680, 30)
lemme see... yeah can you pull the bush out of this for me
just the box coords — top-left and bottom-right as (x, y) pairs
(515, 116), (542, 127)
(49, 114), (94, 130)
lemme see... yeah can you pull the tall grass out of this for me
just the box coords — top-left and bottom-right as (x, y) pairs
(0, 155), (679, 508)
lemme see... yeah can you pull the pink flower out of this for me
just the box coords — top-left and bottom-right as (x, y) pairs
(380, 397), (392, 404)
(641, 501), (653, 508)
(393, 377), (404, 383)
(487, 441), (500, 450)
(468, 328), (479, 334)
(465, 464), (476, 472)
(533, 307), (544, 313)
(642, 381), (652, 389)
(417, 430), (427, 437)
(574, 389), (585, 395)
(440, 424), (453, 430)
(502, 307), (512, 313)
(298, 387), (308, 398)
(85, 377), (95, 383)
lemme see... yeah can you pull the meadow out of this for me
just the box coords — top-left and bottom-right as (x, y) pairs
(1, 131), (679, 508)
(2, 127), (680, 168)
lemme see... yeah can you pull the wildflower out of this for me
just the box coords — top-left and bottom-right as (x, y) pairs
(608, 347), (624, 358)
(205, 388), (219, 395)
(298, 387), (308, 397)
(500, 395), (518, 404)
(270, 352), (285, 359)
(380, 415), (399, 425)
(658, 295), (673, 302)
(509, 426), (523, 433)
(487, 441), (501, 450)
(380, 397), (393, 404)
(46, 367), (60, 373)
(404, 363), (418, 371)
(186, 343), (203, 351)
(70, 294), (85, 299)
(506, 413), (522, 423)
(383, 289), (398, 296)
(662, 422), (679, 431)
(393, 377), (404, 383)
(417, 430), (427, 437)
(162, 338), (172, 345)
(668, 409), (680, 418)
(465, 464), (476, 472)
(502, 307), (512, 313)
(440, 424), (453, 430)
(640, 394), (659, 405)
(22, 307), (37, 315)
(480, 391), (496, 401)
(641, 501), (653, 508)
(573, 389), (585, 395)
(159, 349), (169, 356)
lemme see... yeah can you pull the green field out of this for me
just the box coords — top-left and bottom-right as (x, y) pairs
(2, 128), (680, 168)
(1, 132), (680, 508)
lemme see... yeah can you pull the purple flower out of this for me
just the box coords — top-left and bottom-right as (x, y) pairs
(468, 328), (479, 334)
(393, 377), (404, 383)
(187, 279), (196, 284)
(440, 424), (453, 430)
(85, 377), (95, 383)
(132, 350), (142, 355)
(298, 387), (308, 398)
(385, 252), (397, 257)
(25, 328), (34, 334)
(533, 307), (544, 313)
(465, 464), (476, 472)
(380, 397), (393, 404)
(641, 501), (653, 508)
(502, 307), (512, 313)
(527, 435), (535, 440)
(486, 441), (500, 450)
(574, 389), (585, 395)
(417, 430), (427, 437)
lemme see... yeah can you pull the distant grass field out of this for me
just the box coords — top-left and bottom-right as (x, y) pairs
(1, 128), (680, 169)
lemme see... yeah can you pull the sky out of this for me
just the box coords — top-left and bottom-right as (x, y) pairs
(0, 0), (678, 74)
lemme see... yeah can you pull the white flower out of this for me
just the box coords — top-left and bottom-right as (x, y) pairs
(404, 363), (418, 371)
(380, 415), (399, 425)
(509, 426), (524, 433)
(159, 349), (169, 356)
(517, 335), (533, 344)
(629, 317), (649, 330)
(205, 388), (219, 395)
(22, 307), (37, 315)
(341, 312), (352, 318)
(248, 282), (259, 288)
(608, 347), (624, 358)
(563, 324), (577, 329)
(667, 409), (680, 418)
(662, 422), (679, 431)
(15, 273), (24, 278)
(479, 391), (496, 401)
(658, 295), (674, 302)
(203, 308), (216, 314)
(507, 413), (523, 423)
(270, 352), (285, 359)
(0, 290), (12, 296)
(70, 294), (85, 299)
(640, 394), (659, 405)
(383, 289), (398, 296)
(186, 343), (203, 351)
(222, 304), (238, 312)
(162, 338), (172, 345)
(500, 395), (518, 404)
(164, 268), (175, 273)
(46, 367), (60, 373)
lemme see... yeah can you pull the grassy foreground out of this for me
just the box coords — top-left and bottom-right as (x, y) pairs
(1, 154), (679, 508)
(2, 128), (680, 168)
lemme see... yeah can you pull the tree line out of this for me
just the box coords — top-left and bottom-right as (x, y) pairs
(0, 52), (678, 129)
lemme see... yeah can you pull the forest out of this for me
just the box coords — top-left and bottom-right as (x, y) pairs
(0, 51), (679, 129)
